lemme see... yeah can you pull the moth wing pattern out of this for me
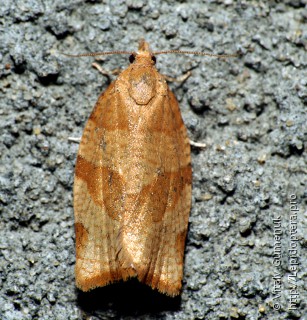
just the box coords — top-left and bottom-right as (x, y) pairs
(74, 55), (191, 296)
(138, 87), (192, 296)
(74, 82), (124, 291)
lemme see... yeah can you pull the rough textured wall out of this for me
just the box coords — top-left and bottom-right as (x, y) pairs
(0, 0), (306, 319)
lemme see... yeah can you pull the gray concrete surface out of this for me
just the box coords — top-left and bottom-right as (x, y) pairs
(0, 0), (306, 319)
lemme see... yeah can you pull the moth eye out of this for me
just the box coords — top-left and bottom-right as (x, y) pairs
(129, 54), (136, 63)
(151, 56), (156, 64)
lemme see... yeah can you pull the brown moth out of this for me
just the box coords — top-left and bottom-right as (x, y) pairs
(71, 39), (235, 296)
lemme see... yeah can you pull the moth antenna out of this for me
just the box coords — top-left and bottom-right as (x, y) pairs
(153, 50), (238, 58)
(62, 51), (133, 58)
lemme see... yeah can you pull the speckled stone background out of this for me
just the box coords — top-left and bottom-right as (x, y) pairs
(0, 0), (306, 319)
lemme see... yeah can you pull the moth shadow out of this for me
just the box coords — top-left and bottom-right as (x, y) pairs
(76, 278), (181, 317)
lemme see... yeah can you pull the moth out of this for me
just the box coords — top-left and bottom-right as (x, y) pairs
(70, 39), (235, 296)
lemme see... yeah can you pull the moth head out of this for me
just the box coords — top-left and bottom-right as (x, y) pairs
(129, 52), (156, 65)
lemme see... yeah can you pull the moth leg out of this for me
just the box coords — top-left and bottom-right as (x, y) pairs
(163, 71), (192, 83)
(189, 140), (206, 148)
(68, 137), (81, 143)
(92, 62), (121, 80)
